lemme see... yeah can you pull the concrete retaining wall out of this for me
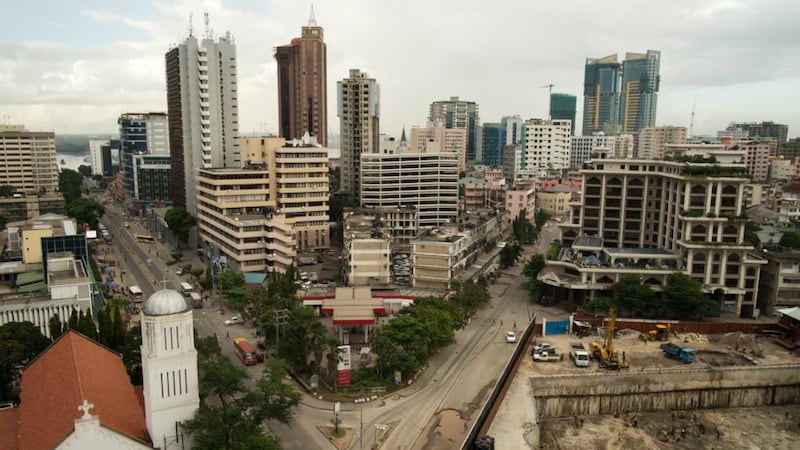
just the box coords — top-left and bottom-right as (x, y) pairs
(531, 365), (800, 418)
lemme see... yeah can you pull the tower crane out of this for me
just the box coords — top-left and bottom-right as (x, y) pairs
(541, 84), (555, 119)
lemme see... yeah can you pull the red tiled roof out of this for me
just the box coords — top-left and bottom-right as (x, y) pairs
(0, 409), (19, 450)
(15, 331), (149, 449)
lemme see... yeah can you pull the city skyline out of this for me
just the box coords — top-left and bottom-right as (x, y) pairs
(0, 0), (798, 140)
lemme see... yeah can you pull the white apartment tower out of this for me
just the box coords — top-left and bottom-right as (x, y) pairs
(338, 69), (380, 201)
(166, 28), (239, 215)
(636, 126), (687, 159)
(360, 147), (459, 227)
(518, 119), (571, 177)
(570, 133), (617, 168)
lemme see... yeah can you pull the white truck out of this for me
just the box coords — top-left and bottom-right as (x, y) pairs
(569, 341), (590, 367)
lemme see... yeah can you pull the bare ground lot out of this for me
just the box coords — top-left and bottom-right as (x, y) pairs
(510, 331), (800, 449)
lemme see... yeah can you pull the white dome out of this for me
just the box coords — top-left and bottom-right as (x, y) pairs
(143, 289), (190, 316)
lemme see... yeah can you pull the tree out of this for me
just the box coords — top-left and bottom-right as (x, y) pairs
(407, 296), (458, 351)
(449, 280), (490, 323)
(76, 309), (97, 340)
(523, 254), (546, 278)
(67, 197), (105, 229)
(273, 305), (330, 374)
(780, 230), (800, 249)
(663, 272), (718, 320)
(0, 185), (18, 197)
(219, 270), (246, 311)
(183, 338), (298, 449)
(0, 322), (51, 399)
(164, 207), (196, 249)
(535, 209), (551, 230)
(48, 315), (65, 340)
(511, 209), (537, 244)
(77, 164), (92, 177)
(744, 220), (761, 246)
(58, 168), (84, 205)
(499, 243), (522, 269)
(612, 275), (654, 317)
(372, 315), (430, 379)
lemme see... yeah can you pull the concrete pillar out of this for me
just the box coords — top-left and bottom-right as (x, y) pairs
(542, 318), (547, 337)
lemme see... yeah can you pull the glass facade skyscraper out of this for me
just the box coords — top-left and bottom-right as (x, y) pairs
(550, 93), (577, 135)
(582, 55), (621, 135)
(480, 123), (506, 166)
(619, 50), (660, 133)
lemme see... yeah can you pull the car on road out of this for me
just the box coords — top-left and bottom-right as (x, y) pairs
(505, 331), (517, 343)
(225, 315), (244, 326)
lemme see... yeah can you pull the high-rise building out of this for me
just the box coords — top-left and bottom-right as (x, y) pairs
(636, 125), (686, 159)
(360, 147), (459, 227)
(501, 116), (524, 146)
(118, 113), (169, 207)
(518, 119), (571, 177)
(165, 29), (239, 215)
(132, 154), (172, 203)
(0, 125), (58, 195)
(338, 69), (379, 199)
(543, 145), (763, 317)
(619, 50), (661, 133)
(409, 124), (466, 170)
(570, 133), (616, 169)
(429, 97), (480, 163)
(479, 123), (506, 167)
(550, 93), (577, 135)
(583, 50), (661, 135)
(275, 9), (327, 146)
(728, 139), (771, 182)
(724, 121), (788, 153)
(582, 55), (621, 135)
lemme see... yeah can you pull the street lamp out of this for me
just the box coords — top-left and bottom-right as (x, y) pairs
(374, 423), (387, 446)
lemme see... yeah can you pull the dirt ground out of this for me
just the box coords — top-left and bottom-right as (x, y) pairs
(539, 405), (800, 450)
(520, 331), (800, 449)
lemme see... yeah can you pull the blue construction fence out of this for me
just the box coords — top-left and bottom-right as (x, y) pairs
(543, 319), (571, 336)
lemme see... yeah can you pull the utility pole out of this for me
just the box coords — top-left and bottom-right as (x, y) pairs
(541, 84), (555, 119)
(274, 309), (288, 355)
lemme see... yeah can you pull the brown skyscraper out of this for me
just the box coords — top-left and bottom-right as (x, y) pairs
(275, 8), (327, 146)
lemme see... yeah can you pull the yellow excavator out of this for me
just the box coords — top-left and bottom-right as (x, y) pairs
(639, 323), (670, 342)
(589, 307), (629, 370)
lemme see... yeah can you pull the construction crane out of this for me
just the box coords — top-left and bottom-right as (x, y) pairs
(541, 84), (555, 119)
(589, 307), (629, 370)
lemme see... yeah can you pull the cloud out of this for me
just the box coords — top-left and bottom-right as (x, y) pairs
(1, 0), (798, 138)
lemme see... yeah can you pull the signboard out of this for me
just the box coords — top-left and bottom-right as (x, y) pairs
(336, 345), (352, 387)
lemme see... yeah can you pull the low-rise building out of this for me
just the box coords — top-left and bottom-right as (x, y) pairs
(537, 185), (577, 216)
(0, 192), (65, 224)
(758, 248), (800, 316)
(342, 212), (391, 286)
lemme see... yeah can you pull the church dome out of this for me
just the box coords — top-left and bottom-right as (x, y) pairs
(143, 289), (191, 316)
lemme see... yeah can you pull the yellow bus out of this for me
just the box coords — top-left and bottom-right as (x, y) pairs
(134, 234), (154, 243)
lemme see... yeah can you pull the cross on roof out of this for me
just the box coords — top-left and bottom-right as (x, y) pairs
(78, 399), (94, 419)
(160, 277), (170, 290)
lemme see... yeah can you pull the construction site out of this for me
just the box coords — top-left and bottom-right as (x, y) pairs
(486, 310), (800, 449)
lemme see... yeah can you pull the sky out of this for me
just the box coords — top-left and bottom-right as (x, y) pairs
(1, 0), (798, 142)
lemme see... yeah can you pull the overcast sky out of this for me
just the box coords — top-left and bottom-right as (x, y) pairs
(1, 0), (798, 142)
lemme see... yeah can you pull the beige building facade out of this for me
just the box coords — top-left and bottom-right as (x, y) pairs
(635, 126), (687, 159)
(409, 125), (468, 171)
(0, 125), (59, 194)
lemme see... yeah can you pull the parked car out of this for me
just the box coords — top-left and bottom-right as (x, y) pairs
(176, 267), (184, 275)
(225, 315), (244, 326)
(505, 331), (517, 343)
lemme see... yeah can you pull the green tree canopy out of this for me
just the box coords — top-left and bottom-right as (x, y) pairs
(612, 275), (655, 317)
(164, 207), (196, 248)
(77, 165), (92, 177)
(183, 337), (299, 449)
(499, 243), (523, 269)
(406, 296), (458, 351)
(372, 315), (430, 379)
(67, 197), (105, 230)
(58, 168), (84, 205)
(219, 270), (246, 311)
(523, 254), (546, 278)
(780, 230), (800, 249)
(449, 280), (490, 322)
(664, 272), (719, 320)
(0, 322), (51, 399)
(0, 185), (18, 197)
(512, 209), (537, 244)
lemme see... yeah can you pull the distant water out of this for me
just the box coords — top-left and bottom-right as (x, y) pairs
(57, 153), (90, 172)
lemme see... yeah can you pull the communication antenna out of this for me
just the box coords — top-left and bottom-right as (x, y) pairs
(541, 84), (555, 119)
(309, 4), (317, 26)
(204, 12), (212, 39)
(188, 13), (193, 37)
(689, 94), (697, 138)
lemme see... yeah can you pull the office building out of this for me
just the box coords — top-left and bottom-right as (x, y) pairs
(429, 97), (480, 163)
(502, 115), (524, 146)
(550, 93), (577, 135)
(131, 154), (172, 204)
(338, 69), (379, 199)
(733, 139), (771, 182)
(541, 145), (765, 318)
(0, 125), (58, 195)
(275, 9), (327, 146)
(410, 124), (467, 170)
(636, 126), (686, 159)
(479, 123), (506, 166)
(118, 113), (169, 207)
(570, 133), (617, 169)
(724, 121), (788, 152)
(166, 28), (239, 215)
(342, 211), (392, 286)
(619, 50), (661, 133)
(518, 119), (571, 176)
(582, 55), (621, 135)
(361, 147), (459, 227)
(89, 139), (120, 177)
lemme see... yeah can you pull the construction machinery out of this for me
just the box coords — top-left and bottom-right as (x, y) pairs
(639, 324), (670, 342)
(588, 308), (629, 370)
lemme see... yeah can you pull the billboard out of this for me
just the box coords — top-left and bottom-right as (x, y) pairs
(336, 345), (352, 386)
